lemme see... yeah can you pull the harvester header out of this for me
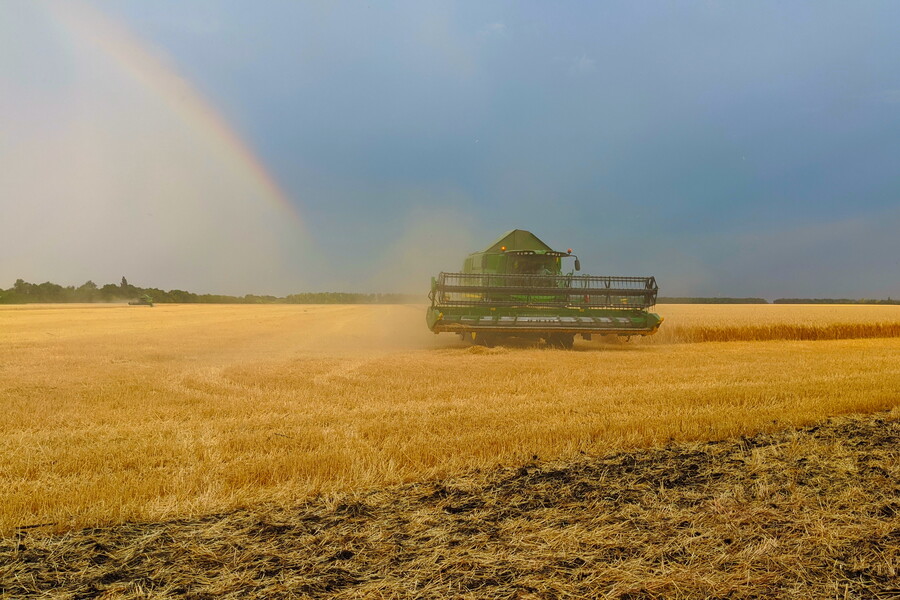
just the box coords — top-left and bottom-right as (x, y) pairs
(427, 230), (662, 348)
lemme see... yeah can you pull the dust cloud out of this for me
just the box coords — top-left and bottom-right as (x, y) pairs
(364, 207), (479, 295)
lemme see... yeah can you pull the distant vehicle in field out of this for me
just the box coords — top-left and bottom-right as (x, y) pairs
(128, 295), (154, 307)
(426, 230), (662, 348)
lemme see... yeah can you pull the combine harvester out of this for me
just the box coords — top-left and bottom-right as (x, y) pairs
(427, 230), (661, 348)
(128, 294), (154, 307)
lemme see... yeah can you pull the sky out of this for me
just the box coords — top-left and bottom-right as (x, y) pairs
(2, 1), (899, 298)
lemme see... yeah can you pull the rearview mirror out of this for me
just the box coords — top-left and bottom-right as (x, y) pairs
(574, 258), (581, 271)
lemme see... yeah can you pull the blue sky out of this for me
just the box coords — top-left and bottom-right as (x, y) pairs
(2, 1), (899, 297)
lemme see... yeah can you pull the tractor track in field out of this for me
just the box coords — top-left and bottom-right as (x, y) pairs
(2, 411), (898, 599)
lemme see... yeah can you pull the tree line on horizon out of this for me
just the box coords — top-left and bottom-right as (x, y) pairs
(0, 278), (420, 305)
(1, 278), (897, 306)
(656, 297), (768, 304)
(770, 297), (898, 305)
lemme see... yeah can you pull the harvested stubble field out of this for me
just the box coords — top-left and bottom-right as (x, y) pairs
(1, 303), (899, 597)
(3, 412), (898, 598)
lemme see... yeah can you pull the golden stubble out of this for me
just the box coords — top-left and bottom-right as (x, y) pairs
(1, 303), (899, 532)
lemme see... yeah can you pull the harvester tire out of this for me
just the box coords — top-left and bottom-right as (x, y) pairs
(546, 333), (575, 350)
(473, 332), (496, 348)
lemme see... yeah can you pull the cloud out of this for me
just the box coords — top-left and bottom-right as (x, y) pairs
(702, 209), (900, 298)
(870, 89), (900, 104)
(364, 203), (479, 294)
(479, 22), (508, 38)
(569, 53), (595, 74)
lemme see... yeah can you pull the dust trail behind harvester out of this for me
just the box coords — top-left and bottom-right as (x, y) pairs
(361, 207), (480, 296)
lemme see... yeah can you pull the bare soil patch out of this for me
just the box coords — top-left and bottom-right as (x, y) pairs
(3, 411), (897, 599)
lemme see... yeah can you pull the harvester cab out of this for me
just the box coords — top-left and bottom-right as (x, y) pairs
(427, 230), (662, 348)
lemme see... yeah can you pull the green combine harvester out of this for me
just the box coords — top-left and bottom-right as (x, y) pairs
(128, 294), (154, 307)
(427, 230), (662, 348)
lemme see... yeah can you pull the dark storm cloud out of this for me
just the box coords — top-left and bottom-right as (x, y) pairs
(4, 1), (899, 296)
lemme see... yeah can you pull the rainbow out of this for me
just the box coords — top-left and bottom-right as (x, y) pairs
(43, 0), (302, 227)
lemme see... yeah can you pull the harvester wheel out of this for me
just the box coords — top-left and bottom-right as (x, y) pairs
(473, 332), (496, 348)
(546, 333), (575, 350)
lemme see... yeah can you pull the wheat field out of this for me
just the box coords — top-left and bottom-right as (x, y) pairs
(652, 303), (900, 343)
(1, 303), (899, 534)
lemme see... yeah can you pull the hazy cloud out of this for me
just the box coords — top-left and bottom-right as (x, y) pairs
(871, 89), (900, 104)
(702, 209), (900, 299)
(479, 22), (508, 38)
(569, 53), (595, 74)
